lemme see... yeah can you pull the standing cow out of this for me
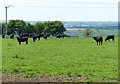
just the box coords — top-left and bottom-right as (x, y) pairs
(2, 35), (5, 39)
(56, 34), (64, 38)
(105, 35), (114, 41)
(43, 34), (49, 40)
(32, 34), (41, 42)
(92, 36), (103, 45)
(17, 37), (28, 45)
(10, 34), (14, 39)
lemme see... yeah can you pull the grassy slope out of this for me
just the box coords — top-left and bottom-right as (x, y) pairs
(2, 36), (118, 81)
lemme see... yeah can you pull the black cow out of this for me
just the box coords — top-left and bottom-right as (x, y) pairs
(19, 34), (29, 38)
(92, 36), (103, 45)
(2, 35), (5, 39)
(17, 37), (28, 45)
(56, 34), (64, 38)
(39, 34), (45, 37)
(29, 33), (34, 38)
(43, 34), (49, 40)
(105, 35), (114, 41)
(32, 34), (41, 42)
(10, 34), (14, 39)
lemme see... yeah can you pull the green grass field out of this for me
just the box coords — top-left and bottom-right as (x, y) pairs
(2, 36), (118, 82)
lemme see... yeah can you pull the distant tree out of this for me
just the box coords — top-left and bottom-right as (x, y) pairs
(52, 21), (66, 34)
(83, 28), (93, 37)
(7, 20), (26, 35)
(43, 21), (66, 35)
(7, 20), (16, 34)
(25, 23), (35, 34)
(34, 22), (44, 33)
(6, 20), (66, 35)
(15, 20), (26, 35)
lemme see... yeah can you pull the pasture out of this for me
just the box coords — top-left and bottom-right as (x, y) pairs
(2, 36), (118, 82)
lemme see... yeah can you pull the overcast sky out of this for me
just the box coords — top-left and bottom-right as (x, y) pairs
(0, 0), (119, 21)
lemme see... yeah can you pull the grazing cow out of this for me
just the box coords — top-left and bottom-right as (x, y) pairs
(32, 34), (41, 42)
(29, 33), (34, 38)
(36, 34), (41, 40)
(32, 35), (37, 42)
(32, 36), (36, 42)
(105, 35), (114, 41)
(92, 36), (103, 45)
(39, 34), (45, 37)
(2, 35), (5, 39)
(10, 34), (14, 39)
(17, 37), (28, 45)
(56, 34), (64, 38)
(43, 34), (49, 40)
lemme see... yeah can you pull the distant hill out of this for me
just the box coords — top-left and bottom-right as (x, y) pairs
(0, 20), (118, 29)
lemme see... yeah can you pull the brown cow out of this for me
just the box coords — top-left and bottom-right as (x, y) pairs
(92, 36), (103, 45)
(17, 37), (28, 45)
(105, 35), (114, 41)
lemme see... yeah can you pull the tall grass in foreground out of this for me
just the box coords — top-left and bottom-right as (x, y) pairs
(2, 36), (118, 81)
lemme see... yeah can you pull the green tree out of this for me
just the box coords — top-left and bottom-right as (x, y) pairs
(25, 23), (35, 34)
(53, 21), (66, 34)
(6, 20), (66, 35)
(43, 21), (66, 35)
(43, 21), (53, 34)
(7, 20), (16, 34)
(34, 22), (44, 33)
(7, 20), (26, 35)
(15, 20), (26, 34)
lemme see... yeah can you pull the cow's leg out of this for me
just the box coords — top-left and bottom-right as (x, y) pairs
(26, 40), (28, 44)
(113, 38), (114, 41)
(38, 37), (40, 40)
(19, 42), (21, 45)
(98, 42), (100, 45)
(33, 38), (35, 42)
(97, 42), (98, 45)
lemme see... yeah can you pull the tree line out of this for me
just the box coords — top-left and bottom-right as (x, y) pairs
(1, 20), (66, 35)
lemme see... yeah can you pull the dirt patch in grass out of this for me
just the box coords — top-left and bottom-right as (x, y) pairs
(2, 72), (118, 82)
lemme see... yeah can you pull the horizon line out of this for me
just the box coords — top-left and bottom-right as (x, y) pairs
(0, 20), (118, 22)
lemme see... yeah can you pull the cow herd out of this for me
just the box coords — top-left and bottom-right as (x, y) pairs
(2, 34), (115, 45)
(16, 33), (50, 44)
(92, 35), (115, 45)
